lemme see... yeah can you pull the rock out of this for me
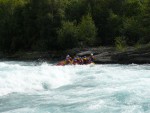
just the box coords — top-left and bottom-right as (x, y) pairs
(76, 46), (150, 64)
(77, 51), (93, 57)
(94, 52), (116, 64)
(92, 47), (118, 64)
(75, 47), (118, 64)
(0, 45), (150, 64)
(112, 45), (150, 64)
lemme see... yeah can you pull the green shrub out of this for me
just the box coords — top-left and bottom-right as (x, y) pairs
(57, 21), (78, 49)
(78, 14), (97, 47)
(115, 36), (127, 51)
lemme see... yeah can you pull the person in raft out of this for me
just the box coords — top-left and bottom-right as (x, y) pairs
(65, 55), (73, 64)
(73, 56), (83, 65)
(63, 54), (95, 65)
(88, 53), (94, 63)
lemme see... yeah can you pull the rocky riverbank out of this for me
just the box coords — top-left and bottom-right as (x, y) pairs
(0, 45), (150, 64)
(76, 45), (150, 64)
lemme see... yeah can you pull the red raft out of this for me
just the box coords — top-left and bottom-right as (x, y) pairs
(57, 54), (95, 66)
(56, 61), (66, 66)
(56, 60), (95, 66)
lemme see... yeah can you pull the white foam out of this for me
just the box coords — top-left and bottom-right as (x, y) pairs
(0, 62), (73, 96)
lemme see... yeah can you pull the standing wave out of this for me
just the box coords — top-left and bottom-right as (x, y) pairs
(0, 62), (75, 96)
(0, 62), (150, 113)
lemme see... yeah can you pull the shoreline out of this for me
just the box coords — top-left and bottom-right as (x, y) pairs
(0, 46), (150, 64)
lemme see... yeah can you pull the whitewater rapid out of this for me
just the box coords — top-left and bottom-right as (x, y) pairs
(0, 61), (150, 113)
(0, 62), (74, 96)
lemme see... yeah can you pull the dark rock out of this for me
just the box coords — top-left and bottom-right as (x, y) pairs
(75, 46), (150, 64)
(77, 51), (93, 56)
(74, 47), (118, 64)
(112, 46), (150, 64)
(94, 52), (116, 64)
(0, 45), (150, 64)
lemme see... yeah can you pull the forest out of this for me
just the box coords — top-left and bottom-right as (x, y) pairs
(0, 0), (149, 53)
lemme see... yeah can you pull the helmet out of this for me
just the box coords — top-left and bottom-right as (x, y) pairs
(66, 55), (70, 57)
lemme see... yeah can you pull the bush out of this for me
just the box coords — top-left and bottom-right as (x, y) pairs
(78, 14), (97, 47)
(57, 21), (78, 49)
(115, 36), (127, 51)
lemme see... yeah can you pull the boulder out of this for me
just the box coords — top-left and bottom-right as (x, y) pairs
(77, 46), (150, 64)
(112, 46), (150, 64)
(94, 52), (116, 64)
(76, 51), (93, 57)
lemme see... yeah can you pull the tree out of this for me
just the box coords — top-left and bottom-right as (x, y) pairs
(65, 0), (87, 23)
(21, 0), (65, 50)
(120, 0), (146, 45)
(0, 0), (26, 52)
(141, 0), (150, 43)
(78, 14), (97, 46)
(57, 21), (78, 49)
(0, 0), (149, 52)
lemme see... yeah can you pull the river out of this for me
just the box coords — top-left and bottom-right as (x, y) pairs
(0, 61), (150, 113)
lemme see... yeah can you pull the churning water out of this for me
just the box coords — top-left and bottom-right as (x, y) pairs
(0, 61), (150, 113)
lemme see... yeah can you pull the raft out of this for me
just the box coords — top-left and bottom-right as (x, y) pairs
(56, 61), (66, 66)
(56, 61), (95, 66)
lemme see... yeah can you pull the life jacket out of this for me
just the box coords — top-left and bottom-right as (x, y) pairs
(83, 58), (88, 64)
(73, 59), (78, 65)
(65, 57), (72, 64)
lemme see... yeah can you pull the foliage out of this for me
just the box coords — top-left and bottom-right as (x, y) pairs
(57, 21), (78, 49)
(78, 14), (97, 47)
(115, 36), (127, 51)
(141, 0), (150, 43)
(0, 0), (149, 52)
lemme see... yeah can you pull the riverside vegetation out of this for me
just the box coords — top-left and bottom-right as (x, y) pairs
(0, 0), (150, 54)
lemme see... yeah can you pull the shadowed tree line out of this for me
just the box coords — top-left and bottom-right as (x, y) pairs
(0, 0), (149, 52)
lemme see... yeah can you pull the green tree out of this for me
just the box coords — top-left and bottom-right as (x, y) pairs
(122, 17), (142, 45)
(0, 0), (148, 52)
(115, 36), (127, 51)
(89, 0), (110, 45)
(0, 0), (26, 52)
(57, 21), (78, 49)
(22, 0), (65, 50)
(122, 0), (143, 45)
(78, 14), (97, 47)
(65, 0), (87, 23)
(141, 0), (150, 43)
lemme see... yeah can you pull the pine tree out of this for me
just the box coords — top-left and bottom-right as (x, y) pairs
(78, 14), (97, 46)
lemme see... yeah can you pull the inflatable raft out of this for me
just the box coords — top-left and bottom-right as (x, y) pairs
(56, 61), (95, 66)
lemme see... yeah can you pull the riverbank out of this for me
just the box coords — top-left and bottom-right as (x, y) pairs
(0, 45), (150, 64)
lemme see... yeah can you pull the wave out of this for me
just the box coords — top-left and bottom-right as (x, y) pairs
(0, 61), (150, 97)
(0, 62), (75, 96)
